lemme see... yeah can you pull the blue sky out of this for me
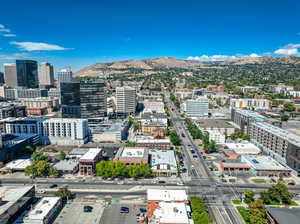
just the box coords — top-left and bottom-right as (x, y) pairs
(0, 0), (300, 71)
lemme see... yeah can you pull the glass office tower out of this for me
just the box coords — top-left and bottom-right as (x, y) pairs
(16, 60), (38, 88)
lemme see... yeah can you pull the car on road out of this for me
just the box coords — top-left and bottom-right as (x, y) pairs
(140, 208), (147, 213)
(49, 184), (57, 188)
(176, 182), (184, 186)
(179, 161), (184, 166)
(192, 155), (198, 159)
(120, 206), (129, 213)
(158, 180), (166, 184)
(181, 168), (187, 173)
(190, 150), (195, 154)
(181, 133), (185, 138)
(83, 205), (93, 213)
(37, 189), (45, 194)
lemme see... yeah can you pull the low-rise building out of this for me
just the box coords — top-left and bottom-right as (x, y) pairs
(220, 162), (251, 175)
(20, 97), (59, 115)
(24, 197), (62, 224)
(90, 120), (129, 142)
(241, 155), (292, 176)
(147, 189), (191, 224)
(150, 149), (177, 176)
(79, 148), (102, 176)
(142, 100), (165, 113)
(139, 112), (168, 126)
(221, 143), (261, 156)
(2, 159), (31, 172)
(114, 147), (149, 165)
(267, 207), (300, 224)
(136, 136), (171, 150)
(53, 159), (79, 174)
(196, 119), (235, 136)
(230, 98), (270, 110)
(206, 130), (225, 144)
(0, 186), (35, 224)
(0, 102), (26, 119)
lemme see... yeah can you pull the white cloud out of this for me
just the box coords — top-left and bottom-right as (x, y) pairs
(274, 43), (300, 56)
(0, 53), (30, 60)
(10, 41), (73, 51)
(2, 33), (16, 37)
(0, 24), (4, 29)
(187, 53), (260, 62)
(0, 28), (10, 32)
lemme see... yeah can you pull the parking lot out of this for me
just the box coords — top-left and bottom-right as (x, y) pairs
(100, 204), (146, 224)
(54, 199), (105, 224)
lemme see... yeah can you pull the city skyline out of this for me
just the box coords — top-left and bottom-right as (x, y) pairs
(0, 0), (300, 71)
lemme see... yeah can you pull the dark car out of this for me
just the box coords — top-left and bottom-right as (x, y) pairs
(49, 184), (58, 188)
(191, 150), (195, 154)
(181, 133), (185, 138)
(158, 180), (166, 184)
(193, 155), (198, 159)
(181, 168), (187, 173)
(140, 208), (147, 213)
(120, 206), (129, 213)
(84, 206), (93, 213)
(179, 161), (184, 166)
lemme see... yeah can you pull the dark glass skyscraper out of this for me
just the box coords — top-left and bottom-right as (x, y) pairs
(16, 60), (38, 88)
(60, 81), (106, 119)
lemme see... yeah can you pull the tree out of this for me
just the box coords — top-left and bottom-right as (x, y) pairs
(25, 160), (50, 177)
(283, 102), (296, 112)
(244, 190), (255, 204)
(259, 191), (271, 205)
(59, 151), (66, 161)
(247, 200), (267, 224)
(55, 187), (72, 200)
(281, 114), (290, 121)
(31, 151), (47, 163)
(170, 130), (181, 146)
(267, 177), (293, 204)
(49, 168), (59, 177)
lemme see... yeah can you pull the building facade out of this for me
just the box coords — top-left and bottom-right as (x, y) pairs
(57, 69), (73, 82)
(183, 97), (208, 117)
(230, 98), (270, 110)
(16, 60), (38, 88)
(4, 63), (17, 87)
(116, 86), (136, 115)
(38, 62), (54, 88)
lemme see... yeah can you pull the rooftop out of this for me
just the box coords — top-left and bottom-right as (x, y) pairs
(223, 143), (261, 155)
(53, 159), (78, 171)
(121, 147), (145, 158)
(147, 189), (188, 201)
(26, 197), (60, 221)
(0, 186), (33, 216)
(150, 149), (177, 167)
(90, 120), (129, 134)
(153, 202), (192, 224)
(79, 148), (102, 161)
(3, 159), (31, 171)
(233, 109), (266, 121)
(252, 122), (300, 148)
(242, 155), (291, 171)
(267, 208), (300, 224)
(196, 119), (234, 129)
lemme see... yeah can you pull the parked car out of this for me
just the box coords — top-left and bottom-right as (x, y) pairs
(49, 184), (57, 188)
(139, 208), (147, 213)
(193, 155), (198, 159)
(158, 180), (166, 184)
(83, 206), (93, 213)
(120, 206), (129, 213)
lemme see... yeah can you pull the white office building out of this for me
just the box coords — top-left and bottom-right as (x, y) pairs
(206, 129), (225, 144)
(57, 69), (73, 83)
(230, 98), (270, 110)
(183, 96), (208, 117)
(38, 62), (54, 87)
(4, 117), (89, 145)
(116, 86), (136, 115)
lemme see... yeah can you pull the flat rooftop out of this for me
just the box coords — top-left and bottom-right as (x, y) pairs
(242, 155), (291, 171)
(153, 202), (192, 224)
(150, 149), (177, 167)
(196, 119), (234, 129)
(121, 147), (145, 158)
(147, 189), (188, 201)
(267, 208), (300, 224)
(25, 197), (60, 221)
(3, 159), (31, 170)
(223, 143), (261, 155)
(251, 122), (300, 148)
(0, 186), (33, 216)
(233, 109), (266, 121)
(79, 148), (102, 161)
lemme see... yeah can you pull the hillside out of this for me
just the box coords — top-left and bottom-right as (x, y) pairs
(75, 56), (300, 77)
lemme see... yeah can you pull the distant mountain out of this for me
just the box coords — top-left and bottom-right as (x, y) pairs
(75, 56), (300, 77)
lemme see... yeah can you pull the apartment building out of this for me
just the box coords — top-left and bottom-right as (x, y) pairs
(182, 96), (208, 117)
(4, 117), (89, 145)
(38, 62), (54, 88)
(230, 98), (270, 110)
(248, 122), (300, 173)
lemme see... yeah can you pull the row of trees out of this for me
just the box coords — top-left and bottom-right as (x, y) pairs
(190, 197), (212, 224)
(170, 93), (180, 109)
(185, 119), (216, 153)
(228, 132), (251, 141)
(95, 161), (152, 178)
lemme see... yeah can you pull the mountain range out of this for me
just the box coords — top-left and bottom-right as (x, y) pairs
(75, 56), (300, 77)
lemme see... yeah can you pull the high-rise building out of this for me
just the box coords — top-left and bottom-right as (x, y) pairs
(0, 72), (4, 85)
(116, 86), (136, 115)
(38, 62), (54, 88)
(60, 81), (107, 118)
(57, 69), (73, 82)
(183, 97), (208, 117)
(60, 82), (81, 118)
(4, 63), (17, 87)
(79, 81), (106, 118)
(16, 60), (38, 88)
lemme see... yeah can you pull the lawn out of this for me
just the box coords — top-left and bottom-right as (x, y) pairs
(267, 200), (298, 206)
(232, 200), (241, 205)
(236, 206), (250, 224)
(252, 178), (266, 183)
(229, 179), (236, 183)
